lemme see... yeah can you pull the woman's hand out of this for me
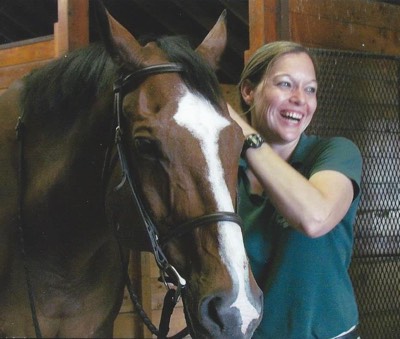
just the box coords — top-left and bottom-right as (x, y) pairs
(227, 103), (257, 137)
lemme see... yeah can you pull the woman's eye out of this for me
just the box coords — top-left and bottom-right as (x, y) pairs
(133, 137), (160, 158)
(305, 86), (317, 94)
(278, 81), (291, 88)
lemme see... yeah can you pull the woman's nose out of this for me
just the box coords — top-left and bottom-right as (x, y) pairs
(289, 88), (306, 105)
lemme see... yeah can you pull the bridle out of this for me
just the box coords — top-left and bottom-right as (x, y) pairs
(110, 62), (243, 337)
(15, 62), (243, 339)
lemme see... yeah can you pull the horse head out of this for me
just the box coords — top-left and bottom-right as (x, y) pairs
(96, 4), (263, 338)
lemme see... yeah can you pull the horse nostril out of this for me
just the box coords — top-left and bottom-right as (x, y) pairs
(206, 296), (225, 330)
(200, 293), (243, 337)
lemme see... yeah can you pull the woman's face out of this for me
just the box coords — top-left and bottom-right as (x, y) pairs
(243, 52), (318, 145)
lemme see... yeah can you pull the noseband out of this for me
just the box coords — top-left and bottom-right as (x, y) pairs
(111, 63), (243, 292)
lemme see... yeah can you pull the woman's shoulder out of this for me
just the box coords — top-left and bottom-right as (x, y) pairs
(305, 134), (361, 159)
(306, 134), (363, 186)
(322, 136), (362, 161)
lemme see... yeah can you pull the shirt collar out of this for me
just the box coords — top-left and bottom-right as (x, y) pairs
(288, 133), (317, 168)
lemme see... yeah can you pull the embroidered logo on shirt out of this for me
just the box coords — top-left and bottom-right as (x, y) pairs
(275, 213), (290, 228)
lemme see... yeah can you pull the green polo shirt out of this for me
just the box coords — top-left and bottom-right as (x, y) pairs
(239, 133), (362, 339)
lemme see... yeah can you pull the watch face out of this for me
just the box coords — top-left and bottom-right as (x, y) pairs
(247, 134), (264, 148)
(242, 134), (265, 157)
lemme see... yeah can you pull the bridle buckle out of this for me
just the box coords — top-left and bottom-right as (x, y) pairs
(160, 265), (187, 303)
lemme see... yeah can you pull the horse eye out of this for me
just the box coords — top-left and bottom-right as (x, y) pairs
(133, 137), (160, 158)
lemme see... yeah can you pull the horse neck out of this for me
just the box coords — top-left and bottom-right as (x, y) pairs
(23, 89), (116, 218)
(20, 92), (118, 265)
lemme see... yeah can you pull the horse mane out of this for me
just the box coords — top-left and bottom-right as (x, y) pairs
(20, 35), (223, 123)
(21, 43), (116, 123)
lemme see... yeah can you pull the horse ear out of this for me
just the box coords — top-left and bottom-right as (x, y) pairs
(93, 0), (143, 67)
(195, 10), (228, 71)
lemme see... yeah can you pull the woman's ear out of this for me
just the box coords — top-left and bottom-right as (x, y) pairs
(240, 79), (255, 106)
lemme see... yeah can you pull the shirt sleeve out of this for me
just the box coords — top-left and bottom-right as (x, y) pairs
(310, 137), (363, 200)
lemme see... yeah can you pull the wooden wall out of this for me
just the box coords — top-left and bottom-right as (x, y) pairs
(246, 0), (400, 60)
(0, 0), (88, 96)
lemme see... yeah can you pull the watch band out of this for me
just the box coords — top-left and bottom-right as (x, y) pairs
(241, 133), (265, 157)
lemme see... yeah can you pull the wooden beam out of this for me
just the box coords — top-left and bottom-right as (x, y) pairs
(246, 0), (283, 62)
(0, 36), (54, 67)
(54, 0), (89, 56)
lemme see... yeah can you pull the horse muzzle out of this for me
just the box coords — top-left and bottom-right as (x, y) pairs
(183, 278), (263, 339)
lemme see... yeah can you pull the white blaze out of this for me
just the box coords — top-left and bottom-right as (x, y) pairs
(174, 91), (259, 334)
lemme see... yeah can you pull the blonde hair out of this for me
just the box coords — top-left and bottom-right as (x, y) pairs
(238, 41), (318, 112)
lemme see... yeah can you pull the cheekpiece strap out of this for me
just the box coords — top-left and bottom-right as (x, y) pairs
(112, 62), (186, 288)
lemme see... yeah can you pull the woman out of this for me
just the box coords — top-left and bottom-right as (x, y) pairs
(229, 41), (362, 338)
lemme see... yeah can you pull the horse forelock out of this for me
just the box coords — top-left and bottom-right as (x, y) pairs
(153, 36), (223, 108)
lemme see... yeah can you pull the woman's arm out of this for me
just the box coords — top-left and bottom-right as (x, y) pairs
(228, 104), (354, 238)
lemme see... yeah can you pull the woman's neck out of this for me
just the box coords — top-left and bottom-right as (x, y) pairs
(269, 141), (298, 161)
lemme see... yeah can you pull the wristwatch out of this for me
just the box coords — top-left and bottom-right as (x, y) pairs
(241, 133), (265, 157)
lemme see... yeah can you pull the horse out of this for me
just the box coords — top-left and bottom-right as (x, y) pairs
(0, 3), (262, 338)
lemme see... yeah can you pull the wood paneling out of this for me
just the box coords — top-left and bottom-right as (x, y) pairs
(247, 0), (400, 56)
(54, 0), (89, 57)
(246, 0), (279, 61)
(289, 0), (400, 54)
(0, 37), (54, 67)
(0, 0), (89, 90)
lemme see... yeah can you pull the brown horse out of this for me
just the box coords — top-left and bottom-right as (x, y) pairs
(0, 3), (262, 338)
